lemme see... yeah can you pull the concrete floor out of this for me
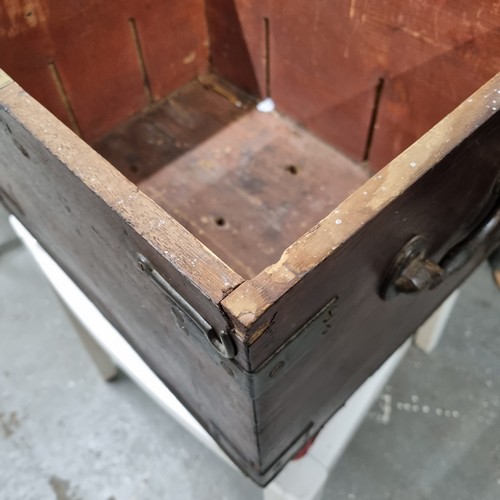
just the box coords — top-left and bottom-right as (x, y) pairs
(0, 205), (499, 500)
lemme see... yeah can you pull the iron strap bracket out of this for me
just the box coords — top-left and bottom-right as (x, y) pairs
(137, 249), (340, 400)
(237, 295), (340, 399)
(137, 254), (236, 359)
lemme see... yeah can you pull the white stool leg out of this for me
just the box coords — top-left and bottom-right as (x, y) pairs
(8, 215), (119, 382)
(263, 456), (328, 500)
(56, 294), (118, 381)
(414, 290), (460, 353)
(263, 340), (411, 500)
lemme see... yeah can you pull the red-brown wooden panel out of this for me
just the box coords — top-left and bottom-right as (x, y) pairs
(0, 2), (72, 128)
(0, 0), (209, 141)
(0, 63), (73, 131)
(269, 0), (500, 166)
(206, 0), (500, 167)
(130, 0), (209, 101)
(271, 58), (376, 160)
(370, 27), (500, 169)
(46, 0), (147, 142)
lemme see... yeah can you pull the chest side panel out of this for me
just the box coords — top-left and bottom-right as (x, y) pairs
(0, 80), (262, 474)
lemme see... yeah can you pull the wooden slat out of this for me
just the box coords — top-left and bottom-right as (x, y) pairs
(93, 78), (250, 184)
(3, 64), (75, 131)
(0, 2), (73, 129)
(46, 0), (148, 142)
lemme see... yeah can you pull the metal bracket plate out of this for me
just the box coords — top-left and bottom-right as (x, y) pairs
(223, 294), (340, 399)
(137, 253), (340, 399)
(137, 254), (236, 359)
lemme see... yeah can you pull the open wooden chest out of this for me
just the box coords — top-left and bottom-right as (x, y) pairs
(1, 1), (500, 485)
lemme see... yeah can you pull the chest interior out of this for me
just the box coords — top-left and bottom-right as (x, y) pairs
(2, 0), (494, 277)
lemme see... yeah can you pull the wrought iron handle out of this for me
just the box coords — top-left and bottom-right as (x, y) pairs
(381, 199), (500, 300)
(440, 202), (500, 275)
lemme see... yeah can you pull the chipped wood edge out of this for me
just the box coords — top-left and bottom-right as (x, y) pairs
(223, 72), (500, 341)
(0, 76), (244, 306)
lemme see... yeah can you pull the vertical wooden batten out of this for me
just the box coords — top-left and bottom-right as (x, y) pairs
(128, 0), (209, 102)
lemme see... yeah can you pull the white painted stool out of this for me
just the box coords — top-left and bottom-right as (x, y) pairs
(9, 215), (457, 500)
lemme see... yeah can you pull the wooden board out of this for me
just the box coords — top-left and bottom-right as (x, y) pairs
(127, 0), (209, 101)
(93, 77), (251, 184)
(222, 74), (500, 470)
(95, 78), (368, 279)
(0, 0), (208, 141)
(140, 110), (368, 278)
(5, 1), (499, 167)
(206, 0), (500, 168)
(370, 26), (500, 168)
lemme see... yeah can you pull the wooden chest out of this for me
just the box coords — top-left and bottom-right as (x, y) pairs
(1, 1), (500, 485)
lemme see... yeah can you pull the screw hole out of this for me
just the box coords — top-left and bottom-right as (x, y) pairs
(215, 216), (226, 227)
(130, 164), (139, 173)
(285, 165), (299, 175)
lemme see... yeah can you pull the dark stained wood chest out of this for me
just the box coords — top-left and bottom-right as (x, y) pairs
(1, 0), (500, 485)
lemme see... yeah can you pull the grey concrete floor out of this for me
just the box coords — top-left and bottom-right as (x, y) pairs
(0, 204), (499, 500)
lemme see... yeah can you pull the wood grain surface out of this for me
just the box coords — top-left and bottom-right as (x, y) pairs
(3, 1), (500, 167)
(206, 1), (500, 168)
(94, 77), (251, 185)
(2, 1), (500, 483)
(222, 73), (500, 470)
(0, 81), (271, 478)
(223, 72), (500, 363)
(0, 0), (208, 141)
(95, 78), (368, 278)
(205, 0), (268, 96)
